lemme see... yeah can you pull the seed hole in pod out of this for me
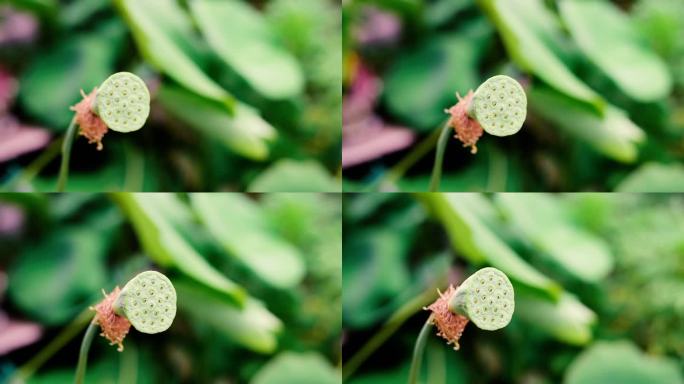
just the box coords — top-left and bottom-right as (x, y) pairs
(504, 304), (508, 308)
(165, 308), (169, 313)
(488, 287), (493, 293)
(476, 288), (480, 293)
(142, 283), (146, 288)
(136, 292), (140, 296)
(504, 291), (507, 296)
(142, 299), (147, 303)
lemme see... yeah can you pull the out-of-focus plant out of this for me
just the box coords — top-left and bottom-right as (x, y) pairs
(342, 193), (684, 383)
(0, 0), (341, 192)
(343, 0), (684, 192)
(1, 193), (341, 383)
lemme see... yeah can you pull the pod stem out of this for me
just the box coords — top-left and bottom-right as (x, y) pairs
(56, 116), (78, 192)
(429, 120), (452, 192)
(408, 314), (434, 384)
(74, 320), (98, 384)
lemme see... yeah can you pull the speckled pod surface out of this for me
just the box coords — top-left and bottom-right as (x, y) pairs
(113, 271), (176, 334)
(448, 267), (514, 331)
(469, 75), (526, 137)
(95, 72), (150, 133)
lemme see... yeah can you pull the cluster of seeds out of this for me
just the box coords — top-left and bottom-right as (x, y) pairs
(115, 271), (176, 334)
(449, 267), (514, 331)
(470, 75), (526, 137)
(95, 72), (150, 133)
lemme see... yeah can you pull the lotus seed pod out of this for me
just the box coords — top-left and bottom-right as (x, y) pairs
(95, 72), (150, 133)
(448, 267), (514, 331)
(468, 75), (526, 137)
(113, 271), (176, 334)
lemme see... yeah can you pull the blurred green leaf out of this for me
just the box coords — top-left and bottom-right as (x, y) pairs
(113, 0), (234, 109)
(157, 84), (276, 161)
(8, 220), (115, 324)
(564, 340), (683, 384)
(559, 0), (672, 102)
(248, 160), (339, 192)
(175, 278), (281, 354)
(384, 35), (479, 130)
(189, 0), (304, 99)
(418, 193), (561, 299)
(616, 163), (684, 192)
(528, 85), (644, 163)
(60, 0), (110, 28)
(516, 292), (596, 346)
(251, 352), (339, 384)
(190, 194), (305, 289)
(343, 229), (411, 328)
(478, 0), (605, 111)
(496, 194), (614, 283)
(113, 193), (246, 306)
(18, 26), (121, 130)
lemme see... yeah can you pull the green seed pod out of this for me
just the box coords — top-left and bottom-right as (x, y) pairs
(448, 267), (514, 331)
(113, 271), (176, 334)
(95, 72), (150, 133)
(468, 75), (526, 137)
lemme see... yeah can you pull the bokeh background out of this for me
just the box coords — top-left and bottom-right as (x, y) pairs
(0, 193), (341, 383)
(0, 0), (341, 192)
(343, 0), (684, 191)
(343, 193), (684, 383)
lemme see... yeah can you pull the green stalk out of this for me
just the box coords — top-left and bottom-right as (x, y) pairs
(74, 321), (98, 384)
(408, 314), (434, 384)
(56, 116), (78, 192)
(428, 121), (452, 192)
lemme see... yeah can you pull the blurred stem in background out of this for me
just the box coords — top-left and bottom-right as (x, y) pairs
(56, 116), (77, 192)
(429, 120), (452, 192)
(408, 315), (434, 384)
(374, 126), (442, 191)
(1, 138), (63, 191)
(9, 309), (92, 384)
(343, 286), (439, 380)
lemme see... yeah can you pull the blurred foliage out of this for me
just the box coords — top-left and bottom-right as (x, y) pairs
(0, 0), (341, 192)
(343, 0), (684, 192)
(0, 193), (341, 383)
(343, 193), (684, 383)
